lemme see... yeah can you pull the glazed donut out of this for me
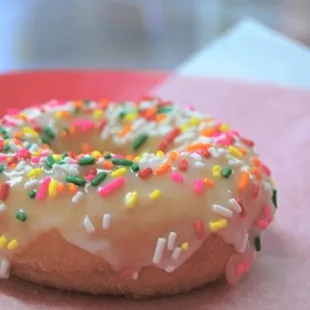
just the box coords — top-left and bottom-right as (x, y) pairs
(0, 98), (277, 297)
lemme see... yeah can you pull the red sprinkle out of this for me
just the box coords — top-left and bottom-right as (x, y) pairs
(0, 183), (10, 201)
(158, 140), (168, 153)
(98, 120), (107, 131)
(261, 164), (271, 176)
(198, 148), (211, 158)
(138, 167), (153, 179)
(195, 220), (205, 240)
(166, 128), (181, 143)
(179, 159), (188, 172)
(237, 198), (247, 218)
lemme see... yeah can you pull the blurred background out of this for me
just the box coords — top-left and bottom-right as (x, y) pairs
(0, 0), (309, 72)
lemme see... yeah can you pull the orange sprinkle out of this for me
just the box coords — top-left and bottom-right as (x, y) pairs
(68, 183), (78, 194)
(156, 114), (166, 123)
(251, 157), (261, 167)
(69, 125), (77, 135)
(8, 163), (17, 169)
(57, 183), (66, 194)
(98, 99), (109, 109)
(81, 143), (91, 153)
(60, 111), (70, 119)
(168, 151), (179, 162)
(251, 167), (262, 180)
(103, 160), (114, 170)
(74, 100), (83, 108)
(187, 143), (211, 152)
(203, 178), (214, 187)
(118, 124), (132, 138)
(155, 163), (171, 175)
(143, 107), (157, 120)
(126, 154), (135, 161)
(238, 172), (250, 191)
(17, 113), (28, 121)
(201, 128), (215, 137)
(42, 144), (51, 150)
(61, 131), (68, 138)
(13, 132), (24, 139)
(238, 147), (248, 156)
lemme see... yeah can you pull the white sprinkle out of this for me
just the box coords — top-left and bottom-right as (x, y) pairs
(0, 257), (10, 279)
(0, 204), (6, 213)
(228, 159), (244, 167)
(102, 214), (112, 229)
(167, 232), (177, 251)
(64, 157), (75, 164)
(97, 157), (105, 164)
(132, 272), (139, 280)
(174, 132), (196, 144)
(208, 147), (218, 158)
(165, 266), (175, 273)
(72, 191), (83, 204)
(194, 162), (205, 169)
(152, 237), (167, 264)
(263, 182), (272, 194)
(237, 233), (249, 253)
(241, 166), (251, 173)
(24, 179), (39, 189)
(83, 216), (95, 234)
(217, 148), (228, 156)
(172, 247), (182, 260)
(228, 198), (242, 213)
(8, 141), (20, 152)
(69, 166), (80, 176)
(212, 204), (234, 218)
(191, 153), (202, 161)
(15, 161), (26, 172)
(24, 165), (32, 173)
(29, 144), (40, 152)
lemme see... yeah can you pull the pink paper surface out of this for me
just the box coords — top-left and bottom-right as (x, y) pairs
(1, 76), (310, 309)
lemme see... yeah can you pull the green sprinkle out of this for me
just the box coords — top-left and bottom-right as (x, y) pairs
(65, 176), (86, 186)
(0, 165), (4, 173)
(157, 106), (172, 114)
(131, 163), (140, 172)
(254, 236), (261, 252)
(132, 133), (148, 151)
(45, 155), (55, 169)
(111, 158), (133, 166)
(41, 136), (51, 145)
(91, 172), (107, 187)
(221, 167), (232, 178)
(272, 189), (277, 208)
(29, 190), (36, 199)
(43, 126), (56, 140)
(84, 100), (91, 106)
(104, 153), (112, 159)
(78, 156), (95, 166)
(3, 145), (9, 152)
(15, 209), (27, 222)
(74, 107), (80, 114)
(119, 111), (127, 119)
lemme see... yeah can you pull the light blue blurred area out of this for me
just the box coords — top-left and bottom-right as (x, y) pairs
(0, 0), (309, 72)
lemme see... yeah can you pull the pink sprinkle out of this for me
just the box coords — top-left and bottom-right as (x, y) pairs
(194, 179), (204, 194)
(171, 172), (184, 184)
(255, 219), (270, 229)
(36, 177), (51, 200)
(0, 155), (6, 162)
(217, 134), (235, 146)
(261, 164), (271, 176)
(185, 105), (195, 111)
(211, 130), (221, 137)
(114, 154), (126, 159)
(263, 206), (273, 221)
(85, 175), (95, 182)
(31, 157), (40, 164)
(98, 177), (126, 197)
(73, 119), (95, 133)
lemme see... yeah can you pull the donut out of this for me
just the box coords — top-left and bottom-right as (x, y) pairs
(0, 98), (277, 297)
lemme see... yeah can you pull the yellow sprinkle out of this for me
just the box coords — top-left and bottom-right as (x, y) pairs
(149, 189), (162, 200)
(180, 124), (190, 132)
(27, 168), (43, 178)
(189, 117), (201, 126)
(93, 109), (103, 120)
(91, 151), (101, 159)
(181, 242), (189, 251)
(125, 191), (138, 208)
(111, 167), (127, 178)
(156, 150), (165, 157)
(228, 146), (243, 158)
(212, 165), (221, 177)
(7, 239), (18, 250)
(220, 123), (230, 132)
(52, 154), (62, 161)
(48, 179), (59, 198)
(23, 127), (39, 139)
(124, 112), (138, 122)
(135, 156), (142, 162)
(0, 236), (7, 249)
(209, 219), (228, 232)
